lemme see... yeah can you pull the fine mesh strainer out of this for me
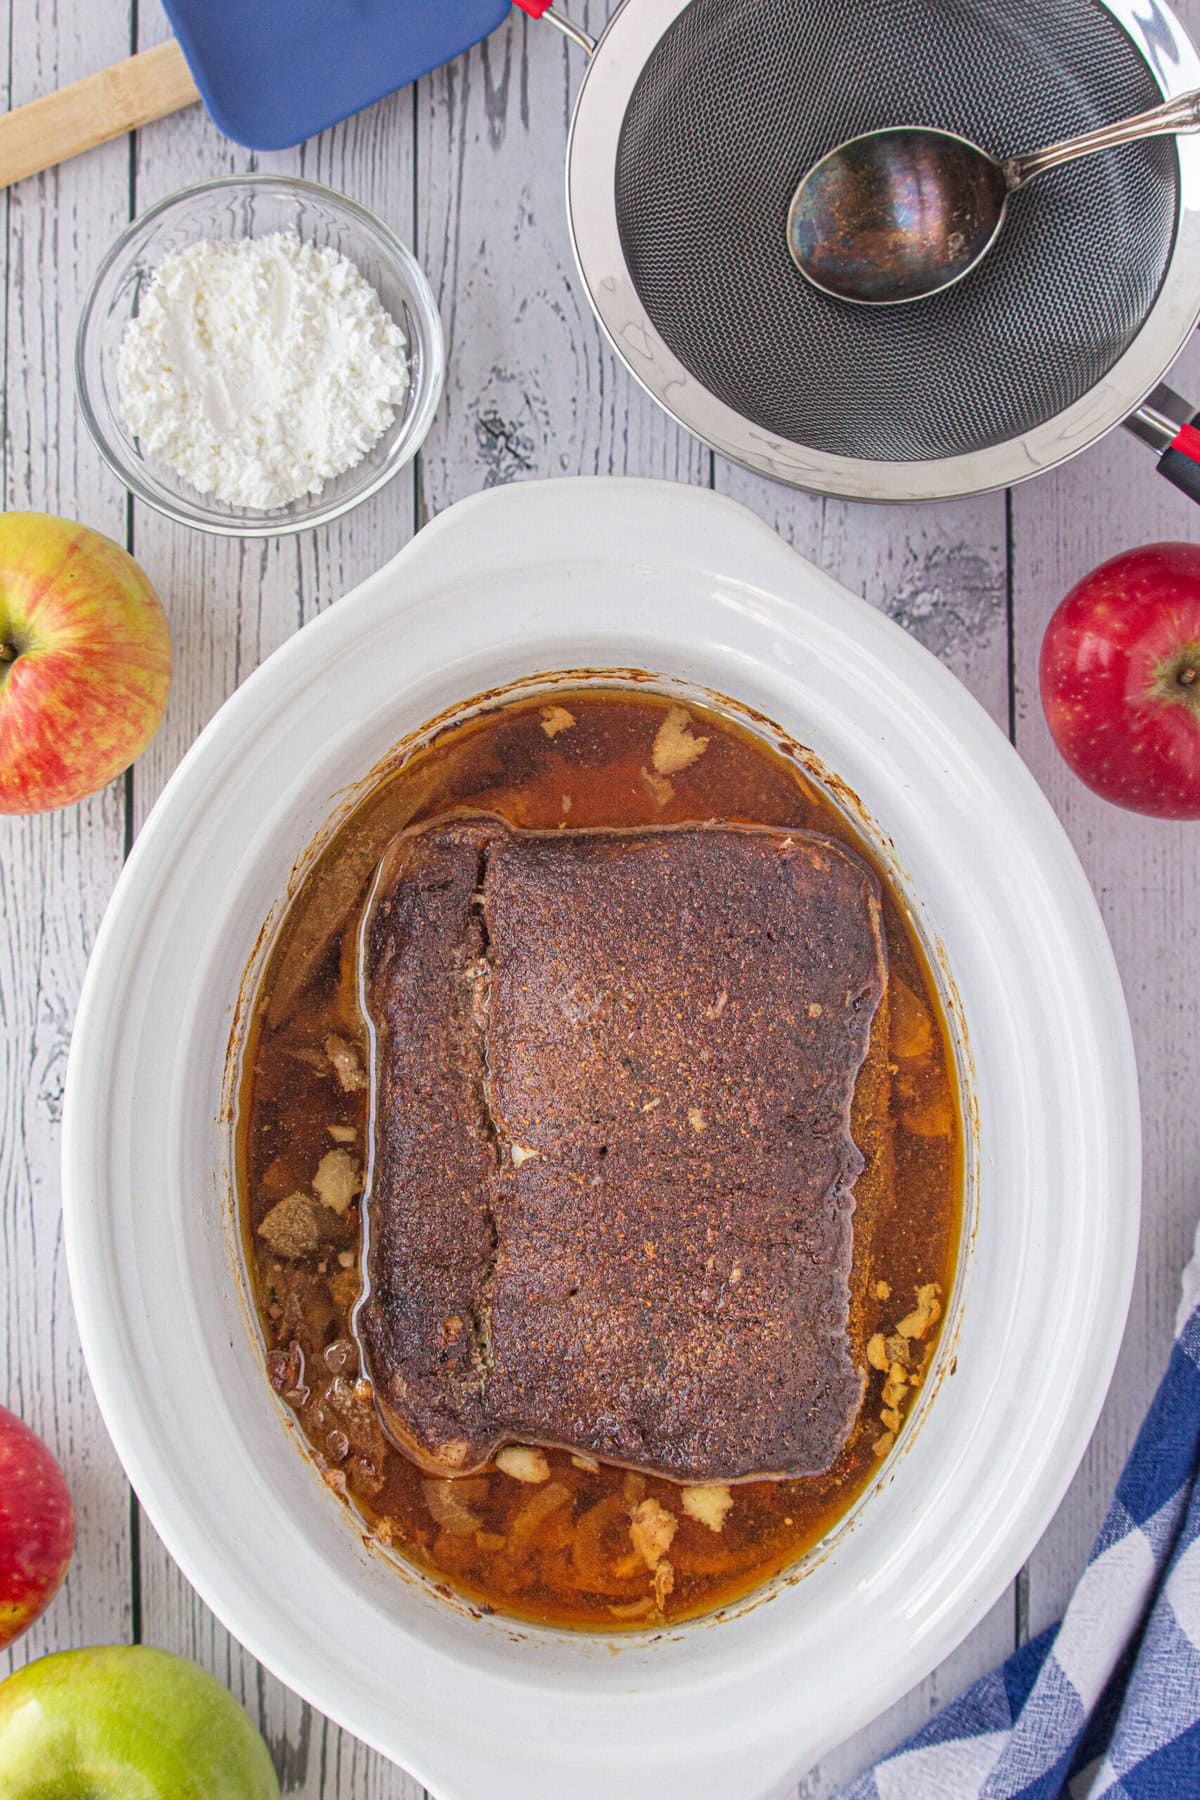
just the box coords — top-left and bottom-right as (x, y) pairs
(519, 0), (1200, 502)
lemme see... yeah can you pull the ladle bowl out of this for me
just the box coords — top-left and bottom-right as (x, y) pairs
(788, 88), (1200, 305)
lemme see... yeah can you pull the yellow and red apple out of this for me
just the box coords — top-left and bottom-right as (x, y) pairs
(0, 512), (170, 814)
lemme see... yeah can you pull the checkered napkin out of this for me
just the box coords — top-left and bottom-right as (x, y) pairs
(842, 1224), (1200, 1799)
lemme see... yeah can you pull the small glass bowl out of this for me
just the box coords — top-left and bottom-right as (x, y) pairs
(75, 175), (445, 537)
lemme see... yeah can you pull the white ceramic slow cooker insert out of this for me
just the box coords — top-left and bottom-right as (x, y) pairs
(63, 479), (1139, 1800)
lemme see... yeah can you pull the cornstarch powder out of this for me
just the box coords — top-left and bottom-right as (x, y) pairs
(116, 232), (411, 511)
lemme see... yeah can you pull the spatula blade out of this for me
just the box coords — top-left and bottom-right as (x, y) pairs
(161, 0), (513, 151)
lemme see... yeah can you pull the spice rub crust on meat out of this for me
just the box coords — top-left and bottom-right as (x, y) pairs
(355, 817), (887, 1485)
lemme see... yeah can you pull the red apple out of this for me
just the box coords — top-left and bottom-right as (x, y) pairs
(0, 1404), (74, 1650)
(1040, 541), (1200, 819)
(0, 512), (171, 814)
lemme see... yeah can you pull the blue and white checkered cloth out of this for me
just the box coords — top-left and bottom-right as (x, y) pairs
(843, 1228), (1200, 1798)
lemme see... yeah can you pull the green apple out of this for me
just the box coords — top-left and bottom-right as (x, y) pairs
(0, 1646), (280, 1799)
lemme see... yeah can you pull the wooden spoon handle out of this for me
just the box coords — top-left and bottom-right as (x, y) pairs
(0, 39), (199, 190)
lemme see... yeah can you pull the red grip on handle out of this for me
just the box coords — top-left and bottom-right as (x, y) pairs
(511, 0), (554, 14)
(1170, 421), (1200, 465)
(1156, 418), (1200, 507)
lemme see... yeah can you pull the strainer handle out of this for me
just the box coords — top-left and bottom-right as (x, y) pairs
(1126, 383), (1200, 507)
(1005, 89), (1200, 189)
(511, 0), (597, 55)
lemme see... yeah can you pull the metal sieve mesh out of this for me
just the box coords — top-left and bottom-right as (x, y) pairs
(613, 0), (1179, 463)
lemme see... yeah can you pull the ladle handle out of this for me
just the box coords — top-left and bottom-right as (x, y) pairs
(1006, 88), (1200, 189)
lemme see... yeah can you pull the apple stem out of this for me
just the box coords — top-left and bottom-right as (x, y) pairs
(1154, 641), (1200, 716)
(0, 642), (15, 664)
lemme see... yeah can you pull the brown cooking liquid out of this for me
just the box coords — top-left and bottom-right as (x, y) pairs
(238, 688), (961, 1629)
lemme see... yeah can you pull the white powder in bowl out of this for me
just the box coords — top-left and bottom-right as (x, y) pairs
(116, 232), (411, 512)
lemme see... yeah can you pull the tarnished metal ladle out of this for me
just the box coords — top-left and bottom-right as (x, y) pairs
(787, 89), (1200, 306)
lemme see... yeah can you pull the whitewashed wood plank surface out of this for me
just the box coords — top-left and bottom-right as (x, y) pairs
(2, 0), (1197, 1794)
(0, 0), (135, 1683)
(417, 2), (711, 513)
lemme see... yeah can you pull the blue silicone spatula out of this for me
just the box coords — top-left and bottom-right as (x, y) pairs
(0, 0), (561, 188)
(163, 0), (513, 150)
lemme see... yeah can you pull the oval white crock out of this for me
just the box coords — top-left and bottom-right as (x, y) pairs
(63, 478), (1139, 1800)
